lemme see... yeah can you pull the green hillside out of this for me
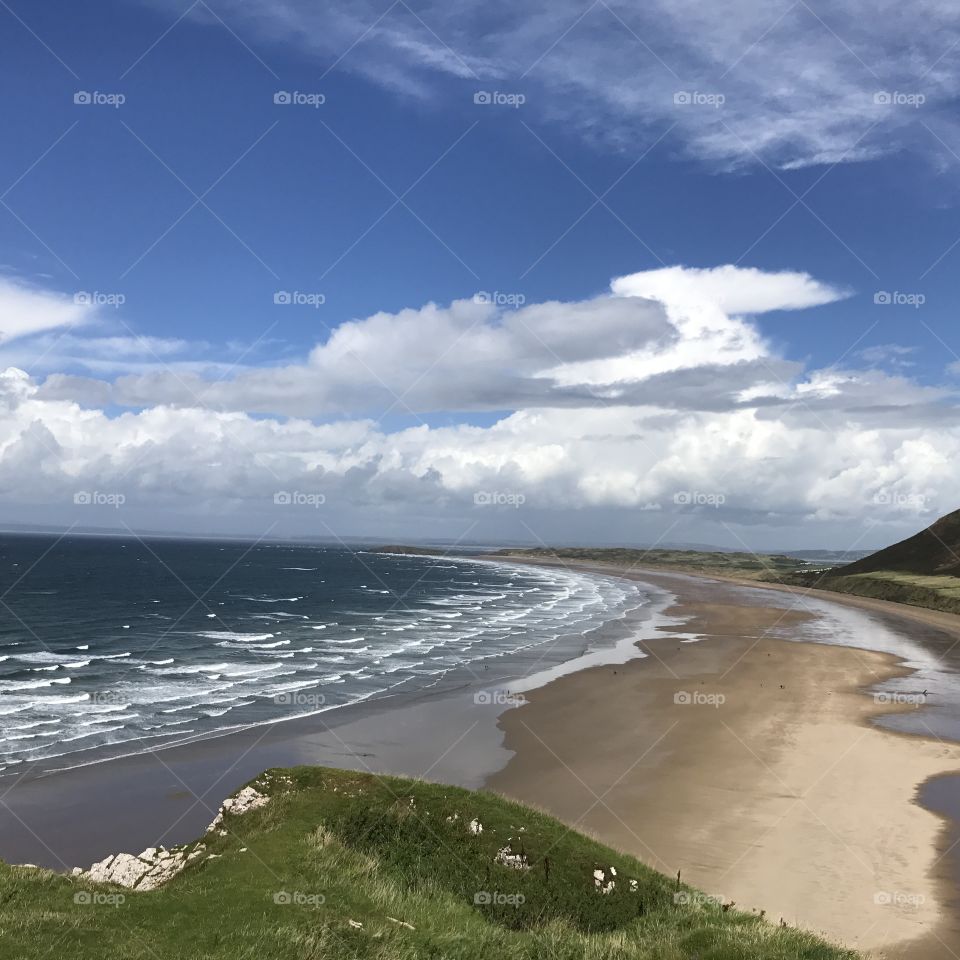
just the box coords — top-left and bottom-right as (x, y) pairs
(793, 509), (960, 614)
(0, 766), (854, 959)
(834, 510), (960, 577)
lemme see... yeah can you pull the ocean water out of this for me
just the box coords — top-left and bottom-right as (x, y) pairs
(0, 535), (644, 774)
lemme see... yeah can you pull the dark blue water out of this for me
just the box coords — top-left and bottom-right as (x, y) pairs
(0, 535), (643, 774)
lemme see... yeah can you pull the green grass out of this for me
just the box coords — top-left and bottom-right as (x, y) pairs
(0, 766), (855, 959)
(491, 546), (810, 580)
(786, 569), (960, 615)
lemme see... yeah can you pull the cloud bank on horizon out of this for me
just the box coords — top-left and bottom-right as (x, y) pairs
(1, 264), (955, 546)
(137, 0), (960, 169)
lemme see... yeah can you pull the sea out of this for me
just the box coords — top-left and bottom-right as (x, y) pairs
(0, 535), (646, 776)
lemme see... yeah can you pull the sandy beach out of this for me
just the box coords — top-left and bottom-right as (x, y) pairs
(5, 556), (960, 959)
(487, 567), (960, 958)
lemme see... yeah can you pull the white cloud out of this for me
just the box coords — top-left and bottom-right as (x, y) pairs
(0, 276), (94, 344)
(0, 332), (238, 380)
(610, 265), (850, 314)
(857, 343), (918, 366)
(35, 265), (847, 417)
(136, 0), (960, 168)
(3, 264), (956, 547)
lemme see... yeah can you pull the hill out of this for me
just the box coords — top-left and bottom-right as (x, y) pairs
(834, 510), (960, 577)
(778, 510), (960, 614)
(0, 766), (853, 959)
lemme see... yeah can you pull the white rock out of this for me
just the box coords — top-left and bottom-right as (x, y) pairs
(494, 845), (530, 871)
(207, 786), (270, 833)
(86, 852), (152, 889)
(137, 853), (187, 891)
(469, 819), (483, 835)
(81, 843), (196, 890)
(76, 783), (270, 894)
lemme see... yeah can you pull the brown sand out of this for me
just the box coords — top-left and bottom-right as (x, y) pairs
(487, 588), (960, 958)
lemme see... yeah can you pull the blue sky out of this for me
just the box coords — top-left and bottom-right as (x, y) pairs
(1, 0), (959, 548)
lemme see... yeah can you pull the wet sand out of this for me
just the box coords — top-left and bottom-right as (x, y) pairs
(0, 680), (519, 869)
(487, 568), (960, 958)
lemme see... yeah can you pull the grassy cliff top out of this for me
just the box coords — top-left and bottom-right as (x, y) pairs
(1, 766), (854, 959)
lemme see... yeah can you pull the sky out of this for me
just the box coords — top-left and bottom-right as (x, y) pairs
(0, 0), (959, 551)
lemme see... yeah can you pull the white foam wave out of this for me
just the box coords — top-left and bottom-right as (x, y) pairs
(199, 631), (275, 642)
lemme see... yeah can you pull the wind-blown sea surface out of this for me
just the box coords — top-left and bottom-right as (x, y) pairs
(0, 535), (644, 774)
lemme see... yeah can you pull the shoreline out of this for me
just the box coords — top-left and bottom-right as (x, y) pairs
(490, 552), (960, 641)
(4, 555), (960, 957)
(0, 555), (649, 785)
(0, 561), (667, 869)
(484, 559), (960, 958)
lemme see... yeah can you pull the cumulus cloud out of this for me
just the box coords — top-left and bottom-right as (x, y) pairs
(135, 0), (960, 168)
(36, 265), (847, 417)
(2, 264), (957, 547)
